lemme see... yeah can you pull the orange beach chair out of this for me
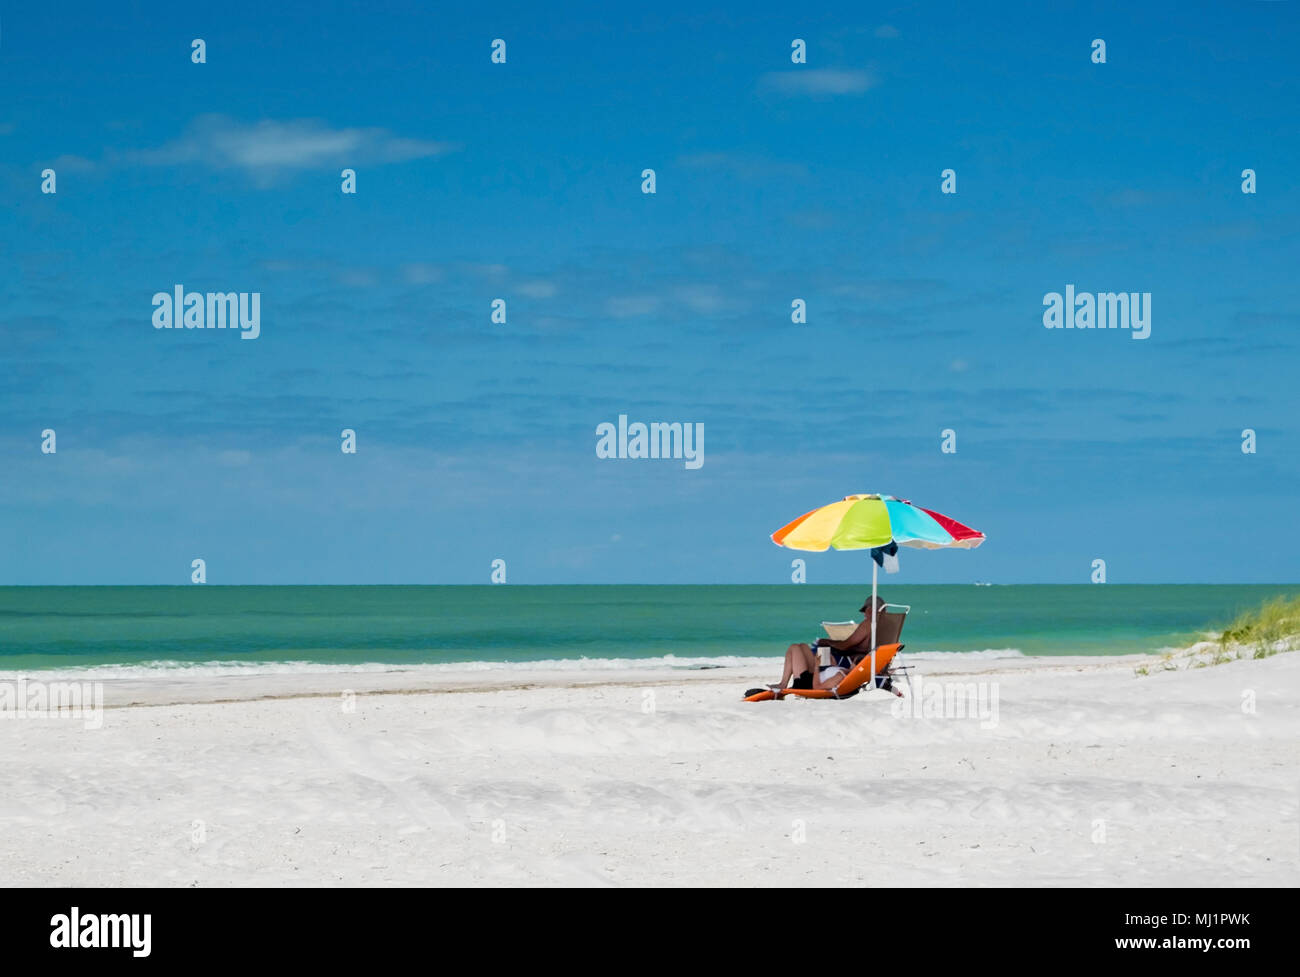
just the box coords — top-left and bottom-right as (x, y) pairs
(745, 603), (911, 702)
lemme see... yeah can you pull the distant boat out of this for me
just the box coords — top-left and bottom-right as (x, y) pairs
(974, 581), (993, 586)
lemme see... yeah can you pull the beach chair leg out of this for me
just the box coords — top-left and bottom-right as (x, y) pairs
(898, 651), (913, 698)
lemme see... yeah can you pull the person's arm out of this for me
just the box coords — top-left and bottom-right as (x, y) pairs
(825, 617), (873, 652)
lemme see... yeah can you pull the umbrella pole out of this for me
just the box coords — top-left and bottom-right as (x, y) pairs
(870, 559), (879, 688)
(871, 559), (878, 649)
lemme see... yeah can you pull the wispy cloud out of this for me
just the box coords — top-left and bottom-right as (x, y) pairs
(127, 115), (455, 183)
(517, 280), (558, 298)
(678, 151), (809, 183)
(758, 68), (876, 96)
(603, 283), (733, 319)
(48, 154), (96, 173)
(674, 284), (726, 313)
(606, 295), (661, 318)
(401, 263), (444, 285)
(875, 25), (900, 39)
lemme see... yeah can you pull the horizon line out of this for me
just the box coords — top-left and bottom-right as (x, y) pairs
(2, 582), (1298, 589)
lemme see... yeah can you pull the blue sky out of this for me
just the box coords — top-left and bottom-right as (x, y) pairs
(2, 1), (1298, 584)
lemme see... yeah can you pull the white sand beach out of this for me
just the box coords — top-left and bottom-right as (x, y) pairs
(1, 651), (1296, 887)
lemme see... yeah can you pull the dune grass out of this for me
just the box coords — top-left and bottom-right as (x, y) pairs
(1217, 594), (1300, 659)
(1135, 594), (1300, 676)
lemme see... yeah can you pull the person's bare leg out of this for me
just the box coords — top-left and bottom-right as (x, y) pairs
(776, 643), (816, 688)
(776, 644), (798, 687)
(796, 643), (817, 679)
(775, 643), (817, 689)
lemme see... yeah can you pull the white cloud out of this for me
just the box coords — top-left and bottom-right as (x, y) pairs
(678, 152), (809, 183)
(605, 286), (729, 319)
(337, 268), (378, 288)
(457, 262), (509, 280)
(607, 295), (661, 318)
(758, 68), (876, 96)
(130, 115), (453, 183)
(517, 280), (558, 298)
(402, 263), (444, 285)
(49, 154), (96, 173)
(675, 284), (725, 313)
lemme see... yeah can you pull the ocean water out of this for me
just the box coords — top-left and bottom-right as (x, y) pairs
(1, 585), (1296, 675)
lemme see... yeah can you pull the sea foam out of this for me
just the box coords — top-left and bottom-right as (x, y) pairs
(0, 648), (1026, 682)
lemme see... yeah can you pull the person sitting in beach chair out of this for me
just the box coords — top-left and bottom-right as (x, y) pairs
(771, 595), (906, 693)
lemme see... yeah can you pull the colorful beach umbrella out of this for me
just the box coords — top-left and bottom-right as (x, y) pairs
(772, 494), (985, 553)
(772, 494), (985, 650)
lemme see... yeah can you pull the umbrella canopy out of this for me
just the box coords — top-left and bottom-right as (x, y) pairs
(771, 494), (985, 662)
(771, 494), (985, 552)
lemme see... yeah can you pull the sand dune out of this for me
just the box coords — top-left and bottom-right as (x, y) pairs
(1, 653), (1296, 886)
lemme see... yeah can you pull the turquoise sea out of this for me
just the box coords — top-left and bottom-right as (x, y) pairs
(1, 585), (1296, 674)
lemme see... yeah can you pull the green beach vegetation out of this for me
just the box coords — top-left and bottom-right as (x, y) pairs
(1135, 594), (1300, 676)
(1219, 594), (1300, 658)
